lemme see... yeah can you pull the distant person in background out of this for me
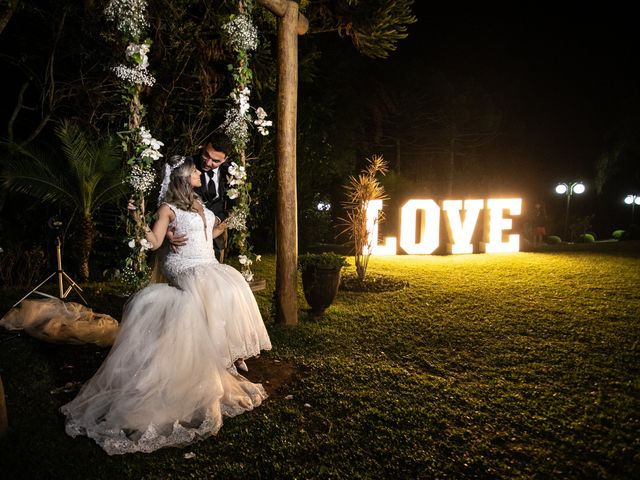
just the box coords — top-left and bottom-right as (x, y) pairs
(533, 202), (548, 246)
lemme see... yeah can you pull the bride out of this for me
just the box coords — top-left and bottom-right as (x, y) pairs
(60, 155), (272, 455)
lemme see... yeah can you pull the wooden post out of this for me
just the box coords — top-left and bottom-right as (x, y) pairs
(256, 0), (308, 325)
(256, 0), (309, 34)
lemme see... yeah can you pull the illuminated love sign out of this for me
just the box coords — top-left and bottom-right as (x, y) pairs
(366, 198), (522, 255)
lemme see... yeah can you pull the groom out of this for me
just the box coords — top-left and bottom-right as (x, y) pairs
(193, 134), (233, 219)
(193, 133), (234, 261)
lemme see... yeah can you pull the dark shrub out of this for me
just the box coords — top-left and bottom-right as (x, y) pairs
(298, 252), (349, 271)
(0, 241), (48, 286)
(576, 233), (595, 243)
(623, 224), (640, 240)
(546, 235), (562, 244)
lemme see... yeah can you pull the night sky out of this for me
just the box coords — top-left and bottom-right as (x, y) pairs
(377, 11), (638, 230)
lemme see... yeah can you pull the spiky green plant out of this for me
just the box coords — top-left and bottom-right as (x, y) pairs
(340, 154), (389, 281)
(1, 120), (126, 281)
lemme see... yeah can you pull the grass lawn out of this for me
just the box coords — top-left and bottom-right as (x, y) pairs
(0, 242), (639, 479)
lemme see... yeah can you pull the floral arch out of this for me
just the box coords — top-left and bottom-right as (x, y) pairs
(106, 0), (270, 286)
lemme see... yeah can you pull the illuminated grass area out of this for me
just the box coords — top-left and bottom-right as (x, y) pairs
(1, 245), (639, 478)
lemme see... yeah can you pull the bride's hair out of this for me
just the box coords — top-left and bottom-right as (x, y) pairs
(162, 155), (201, 211)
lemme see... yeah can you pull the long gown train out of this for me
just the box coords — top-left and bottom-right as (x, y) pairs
(60, 203), (271, 454)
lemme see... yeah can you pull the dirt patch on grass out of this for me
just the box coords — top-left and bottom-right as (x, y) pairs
(244, 357), (298, 399)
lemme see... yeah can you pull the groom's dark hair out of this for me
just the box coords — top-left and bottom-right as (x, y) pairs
(203, 133), (232, 156)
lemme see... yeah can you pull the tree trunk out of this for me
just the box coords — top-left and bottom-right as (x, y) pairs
(256, 0), (308, 325)
(275, 1), (299, 325)
(80, 216), (94, 282)
(129, 92), (142, 130)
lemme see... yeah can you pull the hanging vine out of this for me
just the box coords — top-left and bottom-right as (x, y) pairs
(221, 0), (272, 282)
(104, 0), (163, 289)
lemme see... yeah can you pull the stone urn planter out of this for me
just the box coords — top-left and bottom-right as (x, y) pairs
(299, 252), (348, 314)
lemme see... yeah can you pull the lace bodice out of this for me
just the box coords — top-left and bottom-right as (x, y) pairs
(162, 203), (218, 282)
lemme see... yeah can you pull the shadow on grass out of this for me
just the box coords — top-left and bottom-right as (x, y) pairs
(1, 248), (639, 479)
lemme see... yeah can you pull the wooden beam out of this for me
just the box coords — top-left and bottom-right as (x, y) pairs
(256, 0), (308, 325)
(255, 0), (308, 34)
(274, 1), (300, 325)
(255, 0), (287, 15)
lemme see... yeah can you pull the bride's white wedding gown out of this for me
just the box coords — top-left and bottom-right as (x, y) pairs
(60, 203), (272, 455)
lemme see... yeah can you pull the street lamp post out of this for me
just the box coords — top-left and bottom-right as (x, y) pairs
(624, 194), (640, 223)
(555, 181), (585, 241)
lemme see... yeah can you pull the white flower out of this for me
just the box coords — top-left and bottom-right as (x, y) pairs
(128, 239), (136, 248)
(223, 89), (272, 147)
(225, 212), (247, 231)
(141, 147), (163, 161)
(127, 164), (156, 192)
(255, 255), (261, 262)
(113, 64), (156, 87)
(138, 127), (163, 151)
(221, 108), (250, 147)
(254, 108), (272, 136)
(227, 162), (247, 187)
(239, 253), (258, 283)
(230, 88), (251, 116)
(126, 43), (150, 57)
(105, 0), (149, 39)
(241, 270), (254, 282)
(140, 238), (153, 251)
(126, 43), (149, 69)
(239, 101), (250, 116)
(139, 126), (152, 144)
(222, 14), (259, 52)
(227, 188), (239, 200)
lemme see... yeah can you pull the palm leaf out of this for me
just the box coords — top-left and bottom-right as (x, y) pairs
(1, 120), (128, 281)
(1, 120), (126, 215)
(1, 144), (76, 207)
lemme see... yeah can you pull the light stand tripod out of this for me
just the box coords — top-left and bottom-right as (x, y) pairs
(13, 236), (87, 307)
